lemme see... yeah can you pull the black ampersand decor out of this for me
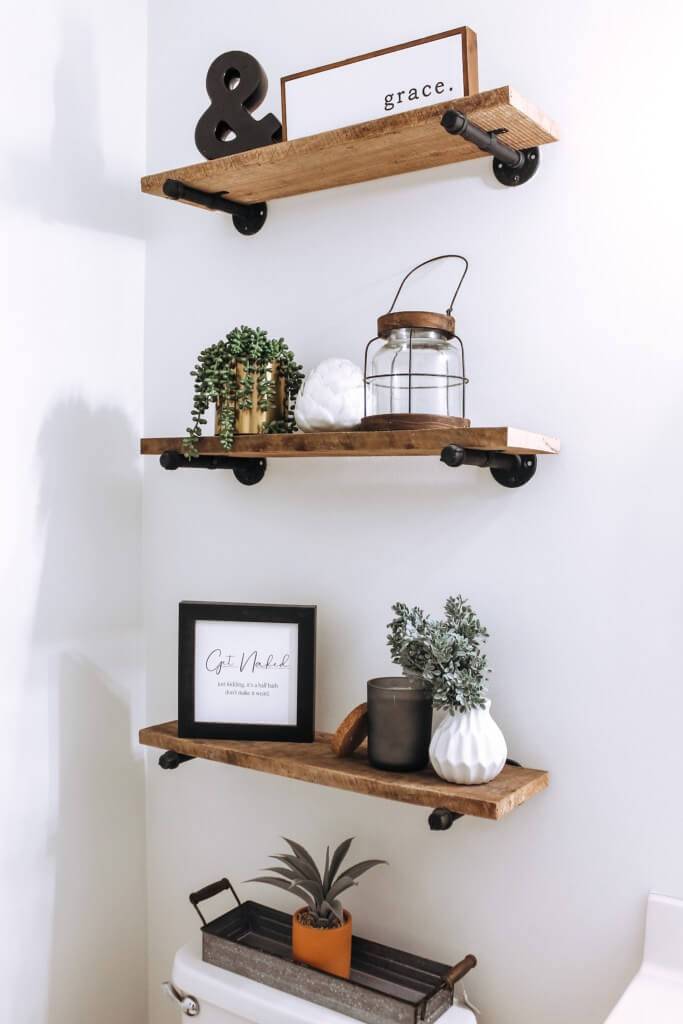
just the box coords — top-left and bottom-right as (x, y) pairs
(195, 50), (282, 160)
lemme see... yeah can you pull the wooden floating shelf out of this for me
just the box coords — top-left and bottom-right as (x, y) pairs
(140, 87), (558, 208)
(140, 427), (560, 459)
(140, 721), (548, 822)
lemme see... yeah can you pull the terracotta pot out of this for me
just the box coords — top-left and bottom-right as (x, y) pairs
(291, 908), (352, 979)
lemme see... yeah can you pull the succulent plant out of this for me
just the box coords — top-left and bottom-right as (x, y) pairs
(183, 325), (304, 457)
(388, 595), (490, 713)
(246, 837), (386, 929)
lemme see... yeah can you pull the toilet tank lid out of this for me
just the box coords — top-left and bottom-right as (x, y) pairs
(172, 941), (363, 1023)
(171, 941), (476, 1024)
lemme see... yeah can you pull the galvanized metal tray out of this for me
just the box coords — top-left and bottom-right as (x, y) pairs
(190, 878), (476, 1024)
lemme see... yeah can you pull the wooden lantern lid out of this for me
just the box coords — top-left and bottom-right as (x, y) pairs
(377, 310), (456, 338)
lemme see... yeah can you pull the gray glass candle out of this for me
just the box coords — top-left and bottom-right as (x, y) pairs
(367, 677), (433, 772)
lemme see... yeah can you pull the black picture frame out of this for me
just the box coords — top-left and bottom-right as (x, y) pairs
(178, 601), (316, 742)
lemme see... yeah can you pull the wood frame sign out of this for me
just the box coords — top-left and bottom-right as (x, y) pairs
(178, 602), (316, 742)
(281, 27), (479, 140)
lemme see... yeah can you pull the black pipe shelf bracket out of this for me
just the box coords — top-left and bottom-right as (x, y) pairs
(163, 178), (267, 235)
(441, 109), (540, 187)
(160, 446), (534, 488)
(440, 445), (537, 488)
(428, 759), (524, 831)
(428, 808), (464, 831)
(159, 750), (195, 769)
(160, 450), (267, 486)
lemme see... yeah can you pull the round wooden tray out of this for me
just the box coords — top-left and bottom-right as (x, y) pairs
(360, 413), (471, 431)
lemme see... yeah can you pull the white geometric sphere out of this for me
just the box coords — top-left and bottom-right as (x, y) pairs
(294, 358), (364, 432)
(429, 701), (507, 785)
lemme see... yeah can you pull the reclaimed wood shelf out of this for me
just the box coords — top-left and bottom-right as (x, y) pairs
(140, 87), (558, 208)
(140, 721), (548, 823)
(140, 426), (560, 459)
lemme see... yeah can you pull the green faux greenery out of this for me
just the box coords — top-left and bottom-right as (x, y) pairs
(387, 596), (490, 713)
(246, 837), (386, 929)
(183, 325), (303, 457)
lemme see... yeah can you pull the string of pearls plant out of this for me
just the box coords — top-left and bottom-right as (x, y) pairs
(183, 325), (303, 458)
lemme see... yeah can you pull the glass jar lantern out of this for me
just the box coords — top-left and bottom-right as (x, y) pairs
(362, 255), (470, 430)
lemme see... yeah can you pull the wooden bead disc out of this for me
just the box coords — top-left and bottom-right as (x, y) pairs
(330, 703), (368, 757)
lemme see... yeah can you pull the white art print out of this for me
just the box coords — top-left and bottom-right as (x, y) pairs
(282, 29), (477, 141)
(194, 619), (298, 726)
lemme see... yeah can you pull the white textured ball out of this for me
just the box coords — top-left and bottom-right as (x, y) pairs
(294, 358), (364, 432)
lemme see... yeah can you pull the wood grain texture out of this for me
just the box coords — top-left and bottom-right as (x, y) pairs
(140, 427), (561, 458)
(330, 703), (368, 757)
(140, 87), (559, 206)
(377, 311), (455, 335)
(358, 414), (471, 432)
(139, 721), (548, 821)
(463, 29), (479, 95)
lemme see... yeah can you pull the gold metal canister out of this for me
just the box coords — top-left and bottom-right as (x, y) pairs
(215, 361), (286, 436)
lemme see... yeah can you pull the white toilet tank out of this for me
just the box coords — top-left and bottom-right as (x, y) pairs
(168, 939), (477, 1024)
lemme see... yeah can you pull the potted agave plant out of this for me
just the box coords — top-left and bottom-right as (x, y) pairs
(388, 596), (507, 785)
(183, 325), (303, 457)
(247, 837), (386, 979)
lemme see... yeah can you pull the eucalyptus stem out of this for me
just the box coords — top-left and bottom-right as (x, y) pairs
(387, 596), (491, 713)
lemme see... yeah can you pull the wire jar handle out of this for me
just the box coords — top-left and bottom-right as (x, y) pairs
(385, 254), (469, 317)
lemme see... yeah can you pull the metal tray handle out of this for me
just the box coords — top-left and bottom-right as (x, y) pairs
(443, 954), (477, 989)
(189, 876), (242, 927)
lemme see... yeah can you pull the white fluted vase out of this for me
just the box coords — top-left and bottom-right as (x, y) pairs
(429, 701), (507, 785)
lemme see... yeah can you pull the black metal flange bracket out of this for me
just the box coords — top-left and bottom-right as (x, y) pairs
(160, 450), (267, 486)
(441, 109), (540, 187)
(428, 759), (524, 830)
(159, 751), (195, 769)
(440, 445), (537, 488)
(163, 178), (267, 235)
(429, 808), (464, 831)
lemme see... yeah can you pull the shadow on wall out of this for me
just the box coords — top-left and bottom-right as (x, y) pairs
(46, 653), (145, 1024)
(32, 399), (141, 636)
(29, 399), (146, 1024)
(3, 11), (143, 239)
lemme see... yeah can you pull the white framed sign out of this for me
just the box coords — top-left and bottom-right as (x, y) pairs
(178, 602), (316, 741)
(281, 27), (478, 141)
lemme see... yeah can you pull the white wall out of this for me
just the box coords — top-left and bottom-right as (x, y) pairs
(143, 2), (683, 1022)
(0, 2), (147, 1021)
